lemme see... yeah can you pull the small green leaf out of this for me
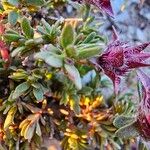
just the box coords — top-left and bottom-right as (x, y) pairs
(78, 86), (93, 95)
(113, 115), (136, 128)
(60, 93), (69, 105)
(8, 0), (19, 6)
(9, 69), (28, 80)
(37, 26), (46, 34)
(22, 103), (41, 113)
(64, 64), (82, 90)
(77, 45), (101, 59)
(36, 122), (42, 136)
(61, 24), (75, 48)
(109, 139), (121, 150)
(12, 82), (30, 99)
(21, 17), (34, 38)
(83, 32), (96, 43)
(33, 88), (44, 101)
(34, 51), (63, 68)
(4, 106), (17, 130)
(26, 0), (45, 6)
(45, 55), (63, 68)
(8, 11), (18, 25)
(65, 45), (77, 58)
(3, 33), (21, 42)
(45, 44), (61, 54)
(41, 19), (51, 33)
(70, 95), (80, 115)
(8, 91), (15, 102)
(11, 46), (26, 57)
(5, 29), (19, 34)
(25, 39), (35, 46)
(25, 123), (36, 141)
(115, 123), (139, 139)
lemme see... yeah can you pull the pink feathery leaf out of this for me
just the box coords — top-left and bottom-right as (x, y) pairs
(137, 110), (150, 140)
(127, 53), (150, 65)
(107, 48), (124, 67)
(104, 70), (121, 95)
(93, 0), (114, 17)
(137, 69), (150, 89)
(125, 42), (150, 54)
(127, 62), (150, 69)
(96, 26), (150, 95)
(137, 70), (150, 114)
(112, 26), (119, 41)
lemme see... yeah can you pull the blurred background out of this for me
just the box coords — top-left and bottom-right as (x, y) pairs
(104, 0), (150, 43)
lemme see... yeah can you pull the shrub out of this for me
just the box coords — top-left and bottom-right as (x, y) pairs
(0, 0), (150, 149)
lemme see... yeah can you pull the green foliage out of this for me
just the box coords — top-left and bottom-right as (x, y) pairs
(0, 0), (146, 149)
(115, 123), (139, 139)
(77, 44), (101, 59)
(12, 82), (30, 99)
(8, 0), (19, 6)
(113, 115), (136, 128)
(26, 0), (45, 6)
(61, 23), (75, 48)
(34, 51), (63, 68)
(21, 17), (34, 39)
(4, 106), (17, 130)
(8, 10), (19, 25)
(64, 63), (82, 90)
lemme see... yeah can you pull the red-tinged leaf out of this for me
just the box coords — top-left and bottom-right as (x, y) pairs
(105, 70), (120, 95)
(97, 27), (150, 95)
(127, 62), (150, 69)
(125, 42), (150, 55)
(113, 76), (121, 96)
(137, 70), (150, 90)
(137, 70), (150, 114)
(129, 53), (150, 62)
(0, 49), (9, 61)
(0, 14), (5, 20)
(0, 24), (5, 35)
(136, 110), (150, 140)
(0, 41), (9, 61)
(0, 41), (10, 68)
(97, 0), (114, 17)
(108, 48), (124, 67)
(146, 115), (150, 125)
(112, 26), (119, 41)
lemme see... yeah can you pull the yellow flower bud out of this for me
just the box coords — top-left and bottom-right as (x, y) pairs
(45, 73), (52, 80)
